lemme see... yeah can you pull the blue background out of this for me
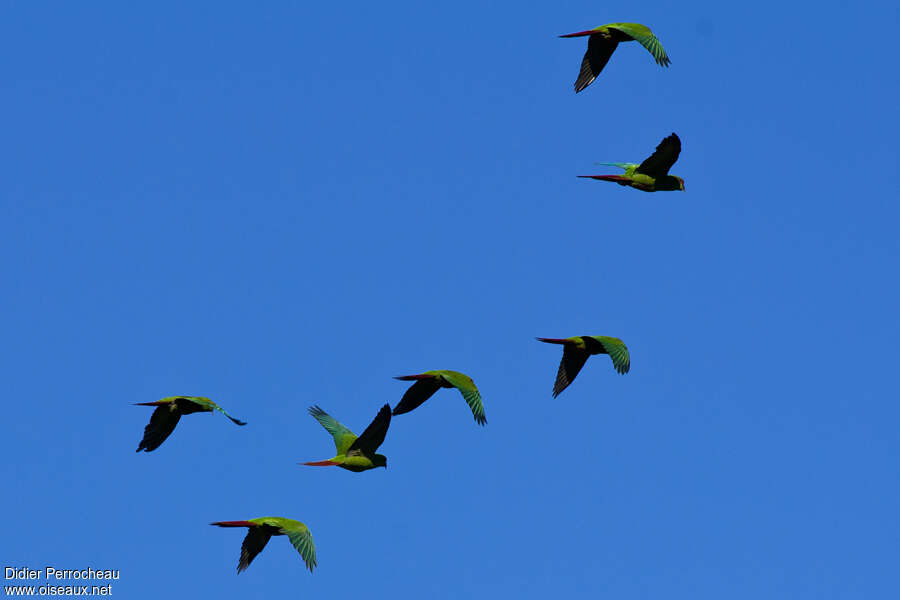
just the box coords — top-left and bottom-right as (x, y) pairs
(3, 2), (899, 597)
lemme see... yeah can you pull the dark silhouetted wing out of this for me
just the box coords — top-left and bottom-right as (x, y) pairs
(574, 35), (618, 93)
(553, 346), (591, 398)
(392, 379), (442, 416)
(238, 526), (273, 573)
(348, 404), (391, 455)
(136, 405), (181, 452)
(636, 133), (681, 178)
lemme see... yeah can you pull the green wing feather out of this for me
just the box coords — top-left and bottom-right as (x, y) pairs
(308, 406), (357, 455)
(592, 336), (631, 374)
(279, 521), (317, 572)
(595, 162), (638, 177)
(436, 370), (487, 425)
(605, 23), (670, 66)
(183, 397), (247, 426)
(209, 401), (248, 426)
(249, 517), (317, 573)
(153, 396), (181, 405)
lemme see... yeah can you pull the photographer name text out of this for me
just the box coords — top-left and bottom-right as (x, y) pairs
(5, 568), (118, 582)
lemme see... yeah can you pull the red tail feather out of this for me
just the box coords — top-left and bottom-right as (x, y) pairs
(393, 374), (435, 381)
(559, 29), (597, 38)
(301, 460), (341, 467)
(577, 175), (632, 183)
(210, 521), (255, 528)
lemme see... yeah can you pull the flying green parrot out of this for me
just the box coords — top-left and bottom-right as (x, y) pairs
(210, 517), (316, 573)
(536, 336), (630, 397)
(579, 133), (685, 192)
(134, 396), (246, 452)
(301, 404), (391, 471)
(393, 370), (486, 425)
(560, 23), (670, 93)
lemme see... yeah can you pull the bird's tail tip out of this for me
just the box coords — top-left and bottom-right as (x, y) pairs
(300, 460), (341, 467)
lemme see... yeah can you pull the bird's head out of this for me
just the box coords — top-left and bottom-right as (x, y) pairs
(374, 454), (388, 469)
(675, 177), (685, 192)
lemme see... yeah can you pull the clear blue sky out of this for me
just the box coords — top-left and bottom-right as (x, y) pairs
(3, 2), (899, 598)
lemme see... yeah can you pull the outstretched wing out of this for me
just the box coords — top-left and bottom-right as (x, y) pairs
(392, 378), (442, 416)
(553, 345), (591, 398)
(214, 405), (247, 426)
(347, 404), (391, 456)
(136, 405), (181, 452)
(186, 397), (247, 426)
(593, 336), (631, 374)
(606, 23), (670, 67)
(574, 34), (618, 93)
(238, 526), (273, 573)
(308, 406), (357, 455)
(439, 371), (487, 426)
(635, 133), (681, 178)
(281, 523), (317, 572)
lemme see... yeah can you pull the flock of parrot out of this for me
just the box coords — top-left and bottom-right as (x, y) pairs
(134, 21), (677, 574)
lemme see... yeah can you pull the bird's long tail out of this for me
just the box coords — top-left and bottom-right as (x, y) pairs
(393, 374), (436, 381)
(577, 174), (633, 184)
(536, 337), (571, 345)
(300, 460), (341, 467)
(210, 521), (255, 527)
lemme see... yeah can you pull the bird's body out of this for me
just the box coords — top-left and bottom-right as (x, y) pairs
(536, 336), (630, 397)
(211, 517), (316, 573)
(580, 133), (684, 192)
(301, 404), (391, 472)
(393, 370), (486, 425)
(560, 22), (670, 93)
(315, 454), (383, 472)
(134, 396), (246, 452)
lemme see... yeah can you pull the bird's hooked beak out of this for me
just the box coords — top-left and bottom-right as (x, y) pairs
(559, 29), (597, 38)
(680, 180), (686, 192)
